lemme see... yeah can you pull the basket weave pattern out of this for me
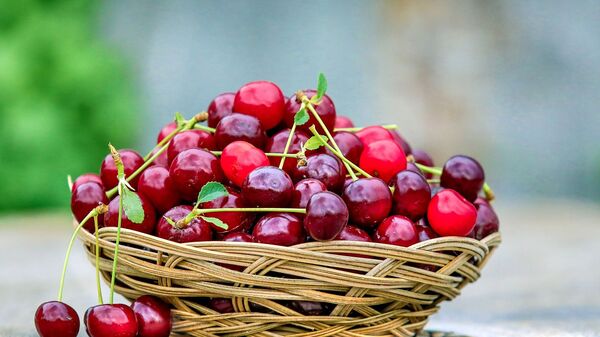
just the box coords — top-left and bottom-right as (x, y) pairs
(78, 225), (500, 337)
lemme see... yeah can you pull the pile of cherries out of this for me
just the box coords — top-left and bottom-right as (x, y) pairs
(36, 78), (499, 337)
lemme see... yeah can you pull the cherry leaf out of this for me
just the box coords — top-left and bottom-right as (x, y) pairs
(294, 107), (309, 126)
(200, 216), (229, 230)
(197, 181), (228, 204)
(304, 135), (326, 151)
(316, 73), (327, 100)
(122, 188), (145, 224)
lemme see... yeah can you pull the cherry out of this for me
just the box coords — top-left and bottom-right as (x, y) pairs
(149, 147), (169, 168)
(72, 173), (102, 192)
(411, 149), (434, 178)
(427, 189), (477, 236)
(469, 199), (499, 240)
(342, 178), (392, 228)
(405, 162), (426, 178)
(156, 121), (177, 143)
(214, 113), (266, 150)
(416, 224), (438, 242)
(335, 225), (372, 242)
(293, 153), (346, 192)
(355, 126), (393, 146)
(265, 129), (309, 174)
(440, 155), (485, 202)
(288, 301), (329, 316)
(242, 166), (293, 208)
(85, 304), (138, 337)
(104, 192), (157, 234)
(291, 178), (327, 209)
(390, 170), (431, 221)
(252, 213), (305, 246)
(34, 301), (79, 337)
(138, 166), (181, 214)
(284, 90), (336, 134)
(233, 81), (286, 130)
(131, 295), (172, 337)
(208, 298), (234, 313)
(100, 149), (144, 190)
(156, 205), (213, 243)
(207, 92), (235, 128)
(334, 115), (354, 128)
(71, 181), (108, 231)
(167, 130), (216, 163)
(222, 231), (254, 242)
(304, 191), (349, 241)
(169, 148), (224, 201)
(200, 186), (253, 233)
(220, 141), (270, 187)
(388, 130), (412, 155)
(373, 215), (419, 247)
(328, 131), (363, 164)
(359, 140), (407, 184)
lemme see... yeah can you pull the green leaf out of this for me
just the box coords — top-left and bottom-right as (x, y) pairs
(304, 135), (326, 151)
(122, 188), (145, 224)
(316, 73), (327, 99)
(294, 107), (309, 126)
(197, 181), (229, 204)
(175, 112), (185, 127)
(201, 216), (229, 230)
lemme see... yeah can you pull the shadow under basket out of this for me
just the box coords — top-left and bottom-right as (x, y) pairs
(77, 224), (501, 337)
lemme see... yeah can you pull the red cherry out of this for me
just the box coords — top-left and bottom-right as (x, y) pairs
(207, 92), (235, 128)
(35, 301), (79, 337)
(291, 178), (327, 209)
(72, 173), (102, 192)
(104, 192), (157, 234)
(342, 178), (392, 228)
(252, 213), (305, 246)
(233, 81), (286, 130)
(293, 153), (346, 192)
(411, 149), (435, 179)
(328, 131), (363, 164)
(359, 140), (407, 183)
(304, 191), (349, 241)
(200, 186), (253, 233)
(156, 205), (213, 243)
(149, 147), (169, 168)
(100, 149), (144, 190)
(284, 90), (336, 134)
(440, 155), (485, 202)
(390, 170), (431, 221)
(156, 121), (177, 144)
(405, 162), (426, 178)
(222, 232), (254, 242)
(169, 148), (224, 201)
(71, 182), (108, 231)
(334, 115), (354, 128)
(335, 225), (372, 242)
(220, 141), (270, 187)
(355, 126), (393, 146)
(85, 304), (138, 337)
(242, 166), (294, 208)
(469, 199), (499, 240)
(208, 298), (234, 313)
(416, 224), (439, 242)
(214, 113), (266, 150)
(388, 130), (412, 155)
(167, 130), (216, 164)
(265, 129), (309, 174)
(131, 295), (172, 337)
(373, 215), (419, 247)
(138, 166), (181, 214)
(288, 301), (329, 316)
(427, 189), (477, 236)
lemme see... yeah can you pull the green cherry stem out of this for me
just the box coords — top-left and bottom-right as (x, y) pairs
(93, 215), (103, 305)
(109, 183), (124, 304)
(414, 163), (495, 201)
(308, 126), (370, 179)
(334, 124), (398, 132)
(279, 122), (298, 169)
(193, 124), (216, 133)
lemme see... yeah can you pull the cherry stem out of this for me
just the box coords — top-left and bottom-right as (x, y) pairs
(414, 163), (496, 201)
(334, 124), (398, 132)
(279, 122), (298, 170)
(308, 126), (370, 179)
(193, 124), (216, 133)
(427, 179), (440, 184)
(93, 216), (103, 305)
(109, 183), (123, 304)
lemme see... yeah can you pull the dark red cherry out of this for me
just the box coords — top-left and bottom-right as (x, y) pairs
(156, 121), (177, 144)
(355, 126), (393, 146)
(156, 205), (212, 243)
(405, 162), (426, 178)
(390, 170), (431, 221)
(167, 130), (215, 163)
(289, 301), (329, 316)
(71, 182), (108, 231)
(440, 155), (485, 202)
(416, 225), (438, 242)
(207, 92), (235, 128)
(265, 129), (310, 174)
(104, 192), (156, 234)
(214, 113), (266, 150)
(411, 149), (434, 178)
(342, 178), (392, 228)
(293, 153), (346, 192)
(469, 199), (499, 240)
(335, 225), (372, 242)
(334, 115), (354, 128)
(329, 131), (363, 164)
(427, 189), (477, 237)
(131, 295), (171, 337)
(138, 166), (181, 214)
(233, 81), (286, 130)
(169, 148), (224, 201)
(208, 298), (234, 313)
(100, 149), (144, 190)
(85, 304), (137, 337)
(253, 213), (305, 246)
(284, 90), (336, 134)
(35, 301), (79, 337)
(149, 147), (169, 168)
(373, 215), (419, 247)
(388, 130), (412, 155)
(291, 178), (327, 209)
(222, 232), (254, 242)
(304, 191), (349, 241)
(242, 166), (293, 208)
(220, 141), (269, 187)
(200, 186), (253, 233)
(72, 173), (102, 192)
(359, 140), (407, 184)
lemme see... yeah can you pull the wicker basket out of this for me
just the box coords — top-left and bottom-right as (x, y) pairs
(77, 224), (500, 337)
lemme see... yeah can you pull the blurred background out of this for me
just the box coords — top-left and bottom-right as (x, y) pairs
(1, 1), (599, 336)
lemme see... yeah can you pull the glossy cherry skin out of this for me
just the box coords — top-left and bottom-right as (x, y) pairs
(342, 178), (392, 228)
(390, 170), (431, 221)
(355, 126), (393, 146)
(335, 225), (372, 242)
(253, 213), (305, 246)
(156, 121), (177, 143)
(291, 178), (327, 209)
(334, 115), (354, 128)
(35, 301), (79, 337)
(220, 141), (270, 187)
(242, 166), (294, 208)
(104, 193), (157, 234)
(284, 90), (336, 134)
(85, 304), (138, 337)
(207, 92), (235, 128)
(359, 140), (407, 184)
(388, 130), (412, 155)
(427, 189), (477, 237)
(405, 162), (426, 178)
(200, 186), (253, 233)
(469, 199), (499, 240)
(293, 153), (346, 193)
(222, 231), (254, 242)
(265, 129), (310, 174)
(416, 224), (438, 242)
(411, 149), (434, 179)
(138, 166), (181, 214)
(208, 298), (234, 313)
(131, 295), (172, 337)
(100, 149), (144, 190)
(304, 191), (349, 241)
(233, 81), (286, 130)
(149, 147), (169, 168)
(72, 173), (102, 192)
(440, 155), (485, 202)
(329, 131), (363, 164)
(156, 205), (213, 243)
(167, 130), (216, 163)
(169, 148), (224, 201)
(373, 215), (419, 247)
(71, 182), (108, 231)
(214, 113), (266, 150)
